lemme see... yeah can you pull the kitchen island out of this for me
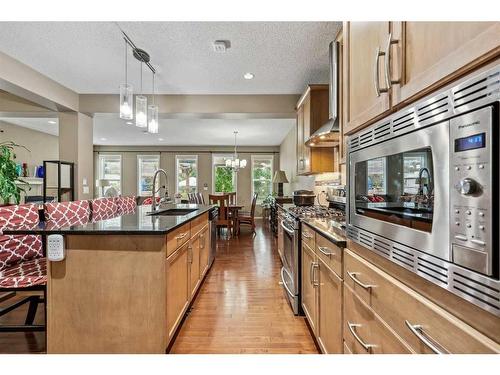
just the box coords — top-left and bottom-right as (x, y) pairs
(4, 204), (214, 354)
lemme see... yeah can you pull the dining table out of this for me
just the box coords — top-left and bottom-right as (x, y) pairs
(227, 204), (244, 236)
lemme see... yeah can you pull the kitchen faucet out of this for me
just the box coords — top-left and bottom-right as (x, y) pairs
(417, 167), (433, 198)
(151, 169), (169, 213)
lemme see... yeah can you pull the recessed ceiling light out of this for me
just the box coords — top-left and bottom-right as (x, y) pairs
(126, 121), (133, 125)
(100, 137), (107, 141)
(244, 72), (254, 80)
(48, 120), (57, 124)
(158, 138), (164, 141)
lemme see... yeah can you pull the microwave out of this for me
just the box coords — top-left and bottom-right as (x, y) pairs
(347, 65), (500, 316)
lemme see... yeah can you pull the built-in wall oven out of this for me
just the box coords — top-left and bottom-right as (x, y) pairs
(347, 64), (500, 316)
(279, 212), (301, 315)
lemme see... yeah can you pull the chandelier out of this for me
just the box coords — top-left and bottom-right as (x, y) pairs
(225, 131), (247, 172)
(118, 27), (158, 134)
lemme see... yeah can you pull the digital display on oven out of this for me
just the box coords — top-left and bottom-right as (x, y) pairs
(454, 133), (486, 152)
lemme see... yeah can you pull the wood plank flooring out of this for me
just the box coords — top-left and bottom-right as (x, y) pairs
(170, 222), (319, 354)
(0, 222), (318, 354)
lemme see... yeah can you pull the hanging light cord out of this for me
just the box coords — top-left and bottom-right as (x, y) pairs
(140, 62), (143, 94)
(124, 39), (128, 85)
(152, 72), (155, 105)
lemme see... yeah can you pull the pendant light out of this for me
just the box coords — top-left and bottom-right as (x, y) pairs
(119, 40), (133, 120)
(148, 72), (159, 134)
(225, 131), (247, 172)
(135, 61), (148, 128)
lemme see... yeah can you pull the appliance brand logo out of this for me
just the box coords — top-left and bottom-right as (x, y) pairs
(458, 120), (480, 129)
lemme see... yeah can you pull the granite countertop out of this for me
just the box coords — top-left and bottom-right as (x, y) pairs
(302, 218), (347, 248)
(1, 204), (215, 236)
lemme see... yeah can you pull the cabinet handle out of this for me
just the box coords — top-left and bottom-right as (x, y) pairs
(318, 246), (335, 256)
(347, 322), (375, 352)
(309, 261), (314, 285)
(384, 33), (401, 89)
(175, 232), (188, 240)
(347, 271), (375, 291)
(405, 320), (446, 354)
(200, 234), (205, 249)
(312, 262), (320, 287)
(374, 46), (388, 97)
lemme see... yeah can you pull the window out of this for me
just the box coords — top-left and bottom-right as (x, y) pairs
(176, 155), (198, 198)
(137, 155), (160, 196)
(98, 154), (121, 197)
(251, 155), (273, 203)
(212, 154), (236, 193)
(367, 157), (386, 195)
(403, 152), (429, 195)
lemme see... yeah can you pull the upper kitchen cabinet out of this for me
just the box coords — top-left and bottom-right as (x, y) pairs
(343, 21), (500, 135)
(392, 22), (500, 106)
(296, 85), (336, 175)
(343, 22), (392, 135)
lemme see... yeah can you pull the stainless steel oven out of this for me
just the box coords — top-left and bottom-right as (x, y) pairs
(279, 213), (300, 315)
(347, 64), (500, 315)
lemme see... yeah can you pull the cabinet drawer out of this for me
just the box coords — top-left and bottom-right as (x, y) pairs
(166, 222), (191, 257)
(315, 232), (342, 278)
(191, 213), (208, 236)
(344, 285), (412, 354)
(301, 225), (315, 250)
(344, 249), (500, 353)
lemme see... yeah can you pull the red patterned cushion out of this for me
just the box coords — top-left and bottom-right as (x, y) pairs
(0, 204), (39, 231)
(117, 196), (137, 214)
(0, 257), (46, 288)
(0, 234), (43, 272)
(142, 197), (161, 205)
(90, 197), (119, 221)
(45, 200), (90, 227)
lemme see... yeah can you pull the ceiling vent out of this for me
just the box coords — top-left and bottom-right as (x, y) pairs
(212, 40), (231, 53)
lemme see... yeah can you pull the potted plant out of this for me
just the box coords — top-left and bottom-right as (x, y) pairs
(261, 193), (276, 222)
(0, 141), (30, 206)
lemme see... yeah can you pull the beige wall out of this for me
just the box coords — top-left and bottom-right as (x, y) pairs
(0, 120), (59, 172)
(94, 147), (280, 214)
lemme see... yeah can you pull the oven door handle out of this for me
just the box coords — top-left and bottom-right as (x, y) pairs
(280, 267), (295, 298)
(280, 221), (295, 235)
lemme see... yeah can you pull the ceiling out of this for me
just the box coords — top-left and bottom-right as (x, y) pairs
(0, 22), (341, 94)
(0, 117), (58, 135)
(93, 114), (294, 146)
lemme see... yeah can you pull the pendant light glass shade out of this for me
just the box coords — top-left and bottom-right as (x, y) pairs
(147, 104), (159, 134)
(119, 84), (133, 120)
(135, 95), (147, 128)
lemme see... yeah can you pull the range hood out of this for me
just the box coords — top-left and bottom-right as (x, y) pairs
(306, 41), (340, 147)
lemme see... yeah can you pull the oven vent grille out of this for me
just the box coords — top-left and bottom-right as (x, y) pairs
(349, 226), (500, 316)
(392, 110), (415, 134)
(349, 136), (360, 151)
(373, 121), (392, 140)
(452, 70), (500, 109)
(415, 93), (452, 127)
(358, 130), (373, 146)
(450, 269), (500, 312)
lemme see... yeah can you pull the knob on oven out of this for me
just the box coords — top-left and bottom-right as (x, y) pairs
(455, 178), (480, 196)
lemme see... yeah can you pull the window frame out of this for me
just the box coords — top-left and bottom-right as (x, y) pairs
(212, 154), (237, 194)
(366, 157), (387, 195)
(137, 154), (161, 197)
(98, 154), (122, 197)
(175, 155), (199, 197)
(251, 154), (274, 203)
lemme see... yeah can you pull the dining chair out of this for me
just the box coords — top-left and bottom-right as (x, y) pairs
(188, 193), (196, 203)
(196, 192), (205, 205)
(237, 193), (258, 234)
(226, 192), (237, 205)
(0, 204), (46, 333)
(209, 194), (232, 239)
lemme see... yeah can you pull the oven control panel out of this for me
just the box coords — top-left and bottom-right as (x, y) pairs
(450, 106), (495, 276)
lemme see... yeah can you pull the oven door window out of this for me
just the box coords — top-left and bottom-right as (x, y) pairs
(354, 147), (434, 232)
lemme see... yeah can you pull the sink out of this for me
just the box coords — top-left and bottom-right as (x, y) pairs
(148, 208), (197, 216)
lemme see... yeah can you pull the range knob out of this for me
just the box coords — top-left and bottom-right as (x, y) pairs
(456, 178), (480, 196)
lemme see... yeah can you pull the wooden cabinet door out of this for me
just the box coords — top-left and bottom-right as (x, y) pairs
(296, 104), (305, 174)
(199, 226), (209, 277)
(302, 95), (312, 174)
(188, 235), (201, 298)
(317, 259), (343, 354)
(344, 21), (391, 134)
(301, 243), (318, 333)
(166, 242), (189, 340)
(393, 22), (500, 106)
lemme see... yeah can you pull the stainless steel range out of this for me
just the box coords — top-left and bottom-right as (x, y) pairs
(279, 205), (345, 315)
(347, 64), (500, 315)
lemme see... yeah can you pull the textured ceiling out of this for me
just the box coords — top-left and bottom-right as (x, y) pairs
(0, 22), (341, 94)
(93, 114), (295, 146)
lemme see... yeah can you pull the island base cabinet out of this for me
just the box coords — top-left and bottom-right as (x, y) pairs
(317, 258), (343, 354)
(188, 235), (201, 299)
(199, 225), (209, 277)
(166, 242), (189, 342)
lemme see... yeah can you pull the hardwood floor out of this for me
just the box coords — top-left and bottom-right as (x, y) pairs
(0, 222), (318, 354)
(170, 222), (319, 354)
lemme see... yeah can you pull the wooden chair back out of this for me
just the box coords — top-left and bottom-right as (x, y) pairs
(188, 193), (197, 203)
(250, 193), (258, 218)
(226, 192), (237, 205)
(196, 192), (205, 205)
(209, 194), (229, 221)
